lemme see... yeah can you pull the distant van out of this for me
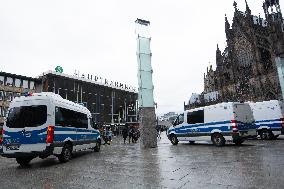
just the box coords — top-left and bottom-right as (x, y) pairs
(1, 92), (101, 166)
(167, 102), (257, 146)
(248, 100), (284, 140)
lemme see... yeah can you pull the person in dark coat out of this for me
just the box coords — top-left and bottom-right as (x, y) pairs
(122, 125), (128, 144)
(128, 125), (134, 143)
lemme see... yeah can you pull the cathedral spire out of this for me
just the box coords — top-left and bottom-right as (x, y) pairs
(245, 0), (251, 15)
(233, 1), (238, 11)
(225, 14), (230, 32)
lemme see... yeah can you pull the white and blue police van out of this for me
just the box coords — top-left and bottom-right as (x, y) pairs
(248, 100), (284, 140)
(167, 102), (257, 146)
(1, 92), (101, 166)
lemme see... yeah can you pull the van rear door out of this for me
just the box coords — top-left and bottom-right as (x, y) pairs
(233, 103), (255, 132)
(3, 100), (50, 153)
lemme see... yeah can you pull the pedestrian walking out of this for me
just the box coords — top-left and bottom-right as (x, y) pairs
(103, 127), (111, 145)
(132, 128), (140, 143)
(128, 125), (134, 143)
(122, 125), (128, 144)
(156, 124), (161, 139)
(107, 128), (112, 143)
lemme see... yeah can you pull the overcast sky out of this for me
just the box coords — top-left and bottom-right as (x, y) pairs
(0, 0), (283, 115)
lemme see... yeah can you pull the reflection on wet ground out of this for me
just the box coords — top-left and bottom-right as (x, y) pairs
(0, 133), (284, 188)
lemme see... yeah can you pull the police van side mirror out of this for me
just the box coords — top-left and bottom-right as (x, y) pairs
(172, 120), (178, 126)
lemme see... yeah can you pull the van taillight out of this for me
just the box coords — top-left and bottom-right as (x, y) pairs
(46, 126), (54, 143)
(231, 120), (238, 132)
(281, 118), (284, 128)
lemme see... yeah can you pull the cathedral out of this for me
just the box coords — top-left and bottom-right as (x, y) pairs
(186, 0), (284, 109)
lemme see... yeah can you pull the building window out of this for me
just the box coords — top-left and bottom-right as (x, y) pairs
(15, 78), (21, 88)
(0, 91), (4, 101)
(23, 80), (29, 89)
(5, 92), (13, 102)
(0, 76), (4, 85)
(5, 77), (13, 86)
(29, 81), (35, 90)
(1, 107), (7, 117)
(13, 92), (21, 98)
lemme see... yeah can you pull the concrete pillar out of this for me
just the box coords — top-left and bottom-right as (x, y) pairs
(276, 57), (284, 100)
(139, 107), (157, 148)
(135, 18), (157, 148)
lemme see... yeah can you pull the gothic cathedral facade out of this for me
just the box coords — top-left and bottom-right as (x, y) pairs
(187, 0), (284, 109)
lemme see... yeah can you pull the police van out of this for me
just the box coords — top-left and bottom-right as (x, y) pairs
(167, 102), (257, 146)
(248, 100), (284, 140)
(1, 92), (101, 166)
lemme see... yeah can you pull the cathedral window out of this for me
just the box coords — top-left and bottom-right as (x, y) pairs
(235, 37), (253, 66)
(259, 48), (272, 70)
(237, 48), (253, 66)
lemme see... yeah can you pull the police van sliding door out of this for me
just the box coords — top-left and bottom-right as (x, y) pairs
(55, 107), (79, 146)
(74, 112), (89, 149)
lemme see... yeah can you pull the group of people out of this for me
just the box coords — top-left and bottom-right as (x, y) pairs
(122, 124), (140, 144)
(99, 124), (141, 145)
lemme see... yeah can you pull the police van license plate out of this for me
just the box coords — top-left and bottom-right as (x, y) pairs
(6, 144), (20, 151)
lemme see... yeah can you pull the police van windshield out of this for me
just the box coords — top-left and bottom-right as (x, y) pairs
(6, 105), (47, 128)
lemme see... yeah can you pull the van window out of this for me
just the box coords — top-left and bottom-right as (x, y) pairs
(55, 107), (88, 128)
(177, 113), (184, 125)
(187, 110), (204, 124)
(6, 105), (47, 128)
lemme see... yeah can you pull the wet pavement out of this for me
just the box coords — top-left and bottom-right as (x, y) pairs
(0, 133), (284, 189)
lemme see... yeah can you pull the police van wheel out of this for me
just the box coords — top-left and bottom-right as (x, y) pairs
(260, 130), (274, 140)
(94, 140), (101, 152)
(58, 144), (72, 163)
(16, 157), (33, 166)
(170, 134), (178, 145)
(212, 133), (225, 147)
(189, 141), (195, 145)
